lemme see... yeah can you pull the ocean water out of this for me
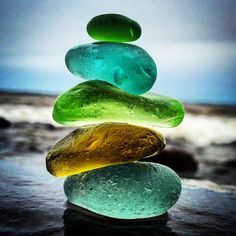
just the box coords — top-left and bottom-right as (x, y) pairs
(0, 103), (236, 147)
(0, 66), (236, 105)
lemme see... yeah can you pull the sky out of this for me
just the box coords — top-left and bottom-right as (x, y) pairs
(0, 0), (236, 104)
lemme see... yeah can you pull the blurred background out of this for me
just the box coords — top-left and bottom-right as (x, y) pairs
(0, 0), (236, 104)
(0, 1), (236, 235)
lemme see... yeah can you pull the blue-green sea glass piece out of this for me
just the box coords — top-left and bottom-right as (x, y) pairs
(65, 42), (157, 95)
(64, 162), (181, 219)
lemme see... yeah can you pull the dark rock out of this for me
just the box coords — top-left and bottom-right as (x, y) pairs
(45, 123), (57, 131)
(28, 143), (43, 153)
(143, 148), (198, 172)
(33, 122), (57, 131)
(0, 121), (71, 156)
(13, 121), (31, 128)
(0, 117), (11, 128)
(223, 159), (236, 169)
(214, 167), (229, 175)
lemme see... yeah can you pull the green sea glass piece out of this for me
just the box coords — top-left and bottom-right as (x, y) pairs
(65, 42), (157, 95)
(87, 14), (141, 42)
(64, 162), (182, 219)
(53, 80), (185, 128)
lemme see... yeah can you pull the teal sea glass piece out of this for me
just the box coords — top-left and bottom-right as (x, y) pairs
(87, 14), (141, 42)
(65, 42), (157, 95)
(64, 162), (182, 219)
(53, 80), (185, 128)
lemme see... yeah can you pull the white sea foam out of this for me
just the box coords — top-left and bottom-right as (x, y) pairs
(158, 114), (236, 147)
(0, 105), (56, 125)
(182, 179), (236, 194)
(0, 104), (236, 147)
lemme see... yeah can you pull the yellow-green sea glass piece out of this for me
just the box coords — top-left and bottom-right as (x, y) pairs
(46, 123), (165, 177)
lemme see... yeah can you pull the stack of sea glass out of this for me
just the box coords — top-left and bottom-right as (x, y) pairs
(46, 14), (185, 219)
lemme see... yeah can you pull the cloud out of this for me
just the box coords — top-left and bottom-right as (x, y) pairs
(0, 0), (236, 54)
(146, 42), (236, 70)
(0, 0), (235, 103)
(0, 54), (64, 69)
